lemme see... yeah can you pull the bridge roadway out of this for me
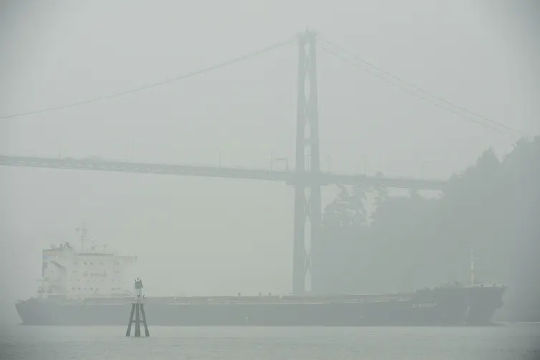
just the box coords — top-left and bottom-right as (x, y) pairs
(0, 155), (446, 190)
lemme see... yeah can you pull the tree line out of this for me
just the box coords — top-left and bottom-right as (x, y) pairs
(313, 137), (540, 321)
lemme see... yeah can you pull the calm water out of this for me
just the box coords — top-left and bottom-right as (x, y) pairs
(1, 323), (539, 360)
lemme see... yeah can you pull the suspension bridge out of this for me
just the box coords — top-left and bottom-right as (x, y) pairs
(0, 31), (513, 294)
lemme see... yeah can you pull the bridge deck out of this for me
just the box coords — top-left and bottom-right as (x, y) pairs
(0, 155), (445, 189)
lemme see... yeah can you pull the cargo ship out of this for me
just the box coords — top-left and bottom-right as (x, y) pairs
(16, 236), (505, 326)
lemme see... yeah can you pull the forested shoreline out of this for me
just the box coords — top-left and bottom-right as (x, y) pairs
(314, 137), (540, 321)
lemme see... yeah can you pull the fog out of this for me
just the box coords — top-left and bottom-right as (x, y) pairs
(0, 0), (539, 336)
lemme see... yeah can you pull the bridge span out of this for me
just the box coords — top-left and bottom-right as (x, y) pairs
(0, 155), (445, 190)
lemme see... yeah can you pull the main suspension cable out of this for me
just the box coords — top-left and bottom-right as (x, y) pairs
(1, 38), (295, 120)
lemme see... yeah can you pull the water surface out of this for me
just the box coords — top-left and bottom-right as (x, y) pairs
(1, 323), (539, 359)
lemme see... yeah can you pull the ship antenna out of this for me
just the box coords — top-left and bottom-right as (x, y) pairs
(76, 223), (88, 251)
(470, 248), (475, 286)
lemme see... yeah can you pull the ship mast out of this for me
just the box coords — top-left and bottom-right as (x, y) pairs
(76, 224), (88, 251)
(469, 248), (475, 286)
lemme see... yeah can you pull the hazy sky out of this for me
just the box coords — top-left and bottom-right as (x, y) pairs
(0, 0), (538, 323)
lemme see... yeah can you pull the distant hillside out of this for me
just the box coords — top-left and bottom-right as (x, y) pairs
(313, 137), (540, 321)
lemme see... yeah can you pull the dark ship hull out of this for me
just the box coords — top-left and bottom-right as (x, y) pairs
(16, 285), (505, 326)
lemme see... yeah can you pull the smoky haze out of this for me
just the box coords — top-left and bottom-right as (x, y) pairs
(0, 0), (539, 327)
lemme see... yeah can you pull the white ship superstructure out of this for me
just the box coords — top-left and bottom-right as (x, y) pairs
(39, 240), (136, 298)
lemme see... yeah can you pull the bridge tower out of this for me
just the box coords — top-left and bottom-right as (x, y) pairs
(293, 31), (322, 295)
